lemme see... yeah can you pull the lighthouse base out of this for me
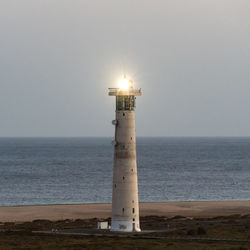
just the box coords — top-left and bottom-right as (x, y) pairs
(111, 220), (141, 232)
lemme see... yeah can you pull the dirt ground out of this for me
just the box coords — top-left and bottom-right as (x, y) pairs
(1, 200), (250, 222)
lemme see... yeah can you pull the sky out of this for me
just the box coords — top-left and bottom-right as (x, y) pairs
(0, 0), (250, 137)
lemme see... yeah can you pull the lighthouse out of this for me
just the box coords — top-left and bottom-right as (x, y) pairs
(109, 76), (142, 232)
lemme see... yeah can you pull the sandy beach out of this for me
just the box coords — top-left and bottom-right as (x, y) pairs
(0, 201), (249, 222)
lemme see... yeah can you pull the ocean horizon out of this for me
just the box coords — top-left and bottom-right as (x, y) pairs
(0, 137), (249, 206)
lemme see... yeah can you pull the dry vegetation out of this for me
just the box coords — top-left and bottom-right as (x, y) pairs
(1, 215), (250, 249)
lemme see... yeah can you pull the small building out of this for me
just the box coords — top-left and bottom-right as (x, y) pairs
(97, 221), (109, 230)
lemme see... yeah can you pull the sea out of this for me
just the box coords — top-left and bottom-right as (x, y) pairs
(0, 137), (249, 207)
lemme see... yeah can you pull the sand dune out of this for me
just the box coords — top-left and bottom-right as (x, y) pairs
(0, 201), (250, 222)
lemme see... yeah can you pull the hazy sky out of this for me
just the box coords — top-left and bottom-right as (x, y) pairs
(1, 0), (250, 137)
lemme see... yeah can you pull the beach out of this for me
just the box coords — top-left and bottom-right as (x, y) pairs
(0, 200), (250, 222)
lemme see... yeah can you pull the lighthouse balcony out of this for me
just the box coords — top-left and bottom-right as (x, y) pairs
(109, 88), (142, 96)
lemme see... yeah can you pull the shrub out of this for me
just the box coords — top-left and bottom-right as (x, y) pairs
(197, 227), (206, 235)
(187, 229), (196, 236)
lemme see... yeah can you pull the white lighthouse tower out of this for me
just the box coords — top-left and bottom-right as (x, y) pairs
(109, 76), (142, 232)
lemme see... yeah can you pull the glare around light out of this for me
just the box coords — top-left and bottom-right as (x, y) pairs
(118, 77), (131, 90)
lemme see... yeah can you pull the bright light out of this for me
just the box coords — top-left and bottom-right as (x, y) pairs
(118, 77), (131, 90)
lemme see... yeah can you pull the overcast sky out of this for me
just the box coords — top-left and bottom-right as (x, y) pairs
(0, 0), (250, 137)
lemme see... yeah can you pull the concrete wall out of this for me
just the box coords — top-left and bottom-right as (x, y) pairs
(111, 110), (141, 232)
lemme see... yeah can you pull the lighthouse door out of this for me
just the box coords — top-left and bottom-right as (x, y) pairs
(132, 223), (135, 232)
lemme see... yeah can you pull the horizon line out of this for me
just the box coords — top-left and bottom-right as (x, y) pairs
(1, 136), (250, 138)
